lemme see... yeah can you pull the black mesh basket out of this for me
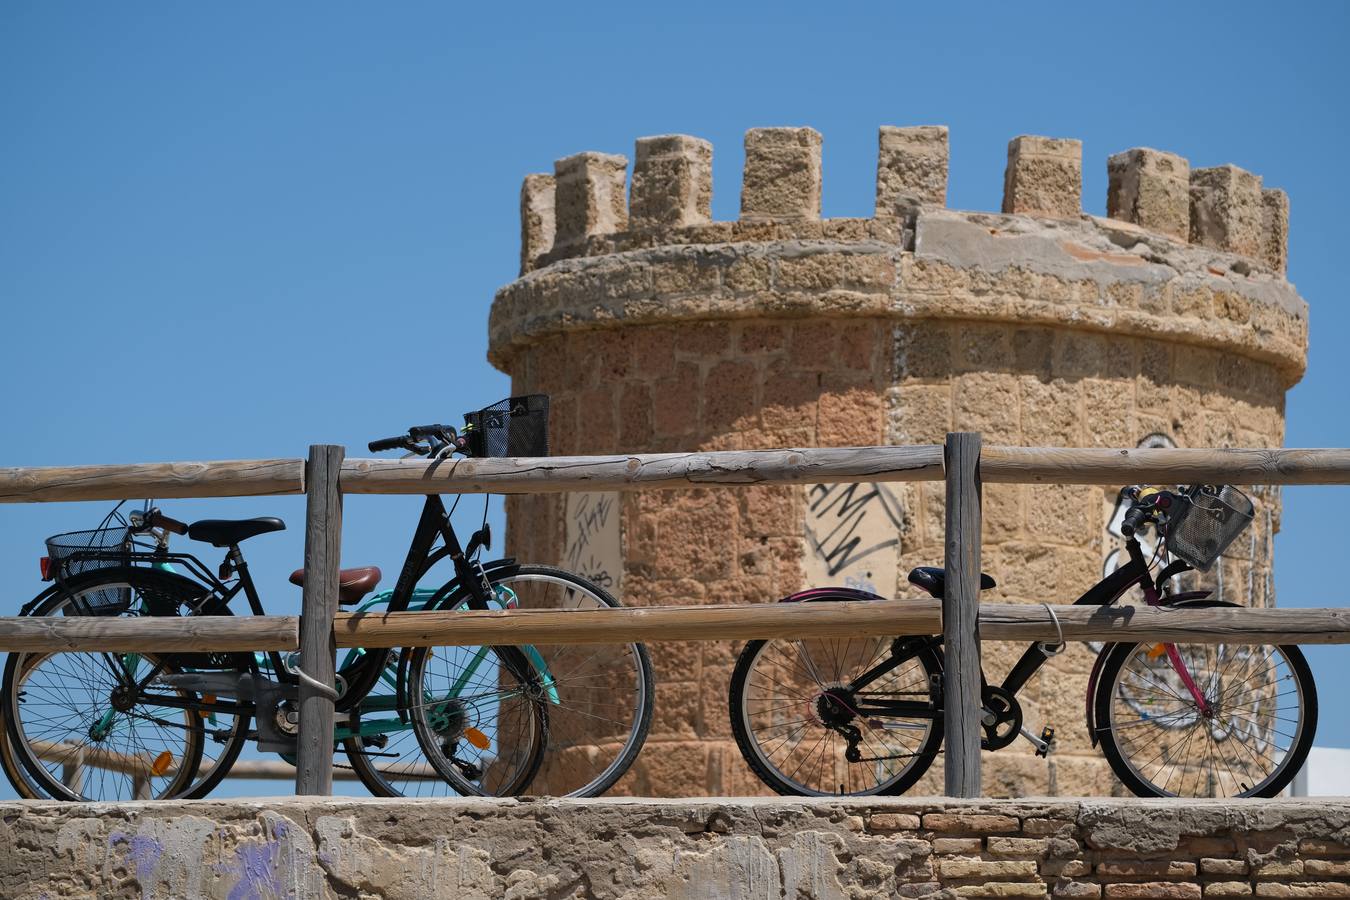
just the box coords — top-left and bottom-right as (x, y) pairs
(1164, 485), (1255, 572)
(44, 526), (133, 614)
(462, 395), (550, 458)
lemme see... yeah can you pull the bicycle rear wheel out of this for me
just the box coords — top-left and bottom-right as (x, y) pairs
(1094, 634), (1317, 798)
(2, 568), (251, 801)
(729, 595), (944, 796)
(407, 564), (653, 798)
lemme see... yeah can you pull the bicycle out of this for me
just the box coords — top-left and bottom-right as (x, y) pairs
(2, 396), (654, 802)
(728, 483), (1317, 799)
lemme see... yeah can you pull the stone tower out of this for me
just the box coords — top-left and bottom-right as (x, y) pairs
(487, 126), (1308, 797)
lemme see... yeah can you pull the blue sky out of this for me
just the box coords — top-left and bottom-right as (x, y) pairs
(1, 3), (1347, 799)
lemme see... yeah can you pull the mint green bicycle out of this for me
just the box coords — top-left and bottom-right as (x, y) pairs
(2, 397), (654, 801)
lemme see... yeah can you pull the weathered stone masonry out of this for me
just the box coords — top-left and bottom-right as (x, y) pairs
(3, 797), (1348, 899)
(490, 127), (1309, 798)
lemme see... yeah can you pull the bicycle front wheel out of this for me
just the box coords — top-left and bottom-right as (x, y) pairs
(408, 564), (653, 798)
(1094, 636), (1317, 798)
(2, 568), (251, 802)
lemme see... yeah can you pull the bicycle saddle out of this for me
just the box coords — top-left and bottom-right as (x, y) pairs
(288, 566), (382, 606)
(907, 566), (996, 599)
(187, 517), (286, 547)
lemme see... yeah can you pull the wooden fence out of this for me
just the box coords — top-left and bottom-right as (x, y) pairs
(1, 437), (1348, 799)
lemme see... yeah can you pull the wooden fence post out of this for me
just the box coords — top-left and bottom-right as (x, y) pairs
(943, 432), (983, 798)
(295, 444), (344, 795)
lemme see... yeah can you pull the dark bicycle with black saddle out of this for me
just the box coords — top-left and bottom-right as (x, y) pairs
(729, 483), (1316, 798)
(2, 396), (653, 802)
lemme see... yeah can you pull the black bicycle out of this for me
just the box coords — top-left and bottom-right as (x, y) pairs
(2, 396), (653, 802)
(729, 484), (1317, 798)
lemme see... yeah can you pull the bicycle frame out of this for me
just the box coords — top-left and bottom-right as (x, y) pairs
(843, 535), (1209, 728)
(78, 494), (551, 740)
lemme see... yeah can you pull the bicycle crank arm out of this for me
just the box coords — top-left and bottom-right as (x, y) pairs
(1019, 725), (1056, 758)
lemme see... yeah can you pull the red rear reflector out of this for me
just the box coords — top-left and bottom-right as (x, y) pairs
(39, 557), (53, 581)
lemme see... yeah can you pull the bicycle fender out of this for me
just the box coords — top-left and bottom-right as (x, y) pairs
(1084, 589), (1212, 747)
(777, 587), (888, 603)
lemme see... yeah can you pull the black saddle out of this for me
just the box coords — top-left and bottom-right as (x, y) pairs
(188, 517), (286, 548)
(907, 566), (996, 599)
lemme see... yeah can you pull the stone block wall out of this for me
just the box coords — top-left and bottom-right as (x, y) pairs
(491, 126), (1309, 799)
(5, 797), (1349, 899)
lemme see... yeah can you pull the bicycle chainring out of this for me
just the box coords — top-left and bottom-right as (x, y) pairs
(980, 685), (1023, 751)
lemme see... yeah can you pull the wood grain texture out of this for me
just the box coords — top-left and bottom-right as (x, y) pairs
(340, 445), (946, 494)
(336, 600), (944, 648)
(225, 759), (440, 781)
(296, 444), (344, 796)
(979, 603), (1350, 644)
(0, 458), (305, 503)
(2, 602), (1346, 654)
(333, 602), (1350, 647)
(981, 447), (1350, 485)
(943, 432), (983, 799)
(0, 614), (298, 652)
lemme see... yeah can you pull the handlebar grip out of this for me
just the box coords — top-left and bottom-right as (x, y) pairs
(368, 436), (407, 453)
(152, 512), (188, 536)
(408, 424), (448, 440)
(1120, 506), (1149, 537)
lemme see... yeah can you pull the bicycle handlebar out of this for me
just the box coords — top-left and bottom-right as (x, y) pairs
(369, 424), (468, 456)
(131, 508), (188, 536)
(1119, 505), (1150, 537)
(368, 435), (411, 453)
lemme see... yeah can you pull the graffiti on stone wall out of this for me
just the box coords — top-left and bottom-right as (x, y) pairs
(564, 492), (622, 594)
(804, 482), (905, 598)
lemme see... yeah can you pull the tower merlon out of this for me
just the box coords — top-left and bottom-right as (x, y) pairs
(1189, 164), (1264, 259)
(1003, 135), (1083, 219)
(520, 173), (556, 275)
(1261, 188), (1290, 275)
(631, 135), (713, 231)
(740, 127), (823, 222)
(553, 151), (629, 252)
(1106, 148), (1190, 242)
(876, 125), (949, 215)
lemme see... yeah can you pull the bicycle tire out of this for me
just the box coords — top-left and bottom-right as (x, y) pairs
(2, 567), (251, 801)
(729, 594), (944, 797)
(1093, 600), (1317, 798)
(406, 564), (653, 798)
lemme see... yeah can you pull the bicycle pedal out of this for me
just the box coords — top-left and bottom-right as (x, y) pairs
(1036, 725), (1056, 758)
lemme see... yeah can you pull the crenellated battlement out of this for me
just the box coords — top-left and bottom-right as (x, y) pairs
(517, 126), (1292, 277)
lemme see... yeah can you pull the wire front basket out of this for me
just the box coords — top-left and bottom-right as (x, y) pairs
(463, 395), (550, 459)
(1165, 485), (1255, 572)
(44, 526), (133, 614)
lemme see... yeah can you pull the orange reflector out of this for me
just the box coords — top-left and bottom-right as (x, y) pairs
(200, 694), (216, 718)
(464, 727), (491, 750)
(1146, 644), (1167, 661)
(151, 751), (174, 776)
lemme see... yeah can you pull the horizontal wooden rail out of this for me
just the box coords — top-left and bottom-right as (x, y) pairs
(0, 459), (305, 503)
(29, 744), (438, 782)
(981, 447), (1350, 485)
(2, 603), (1349, 654)
(340, 445), (946, 494)
(0, 446), (1346, 505)
(334, 602), (1350, 649)
(224, 759), (441, 781)
(0, 614), (298, 653)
